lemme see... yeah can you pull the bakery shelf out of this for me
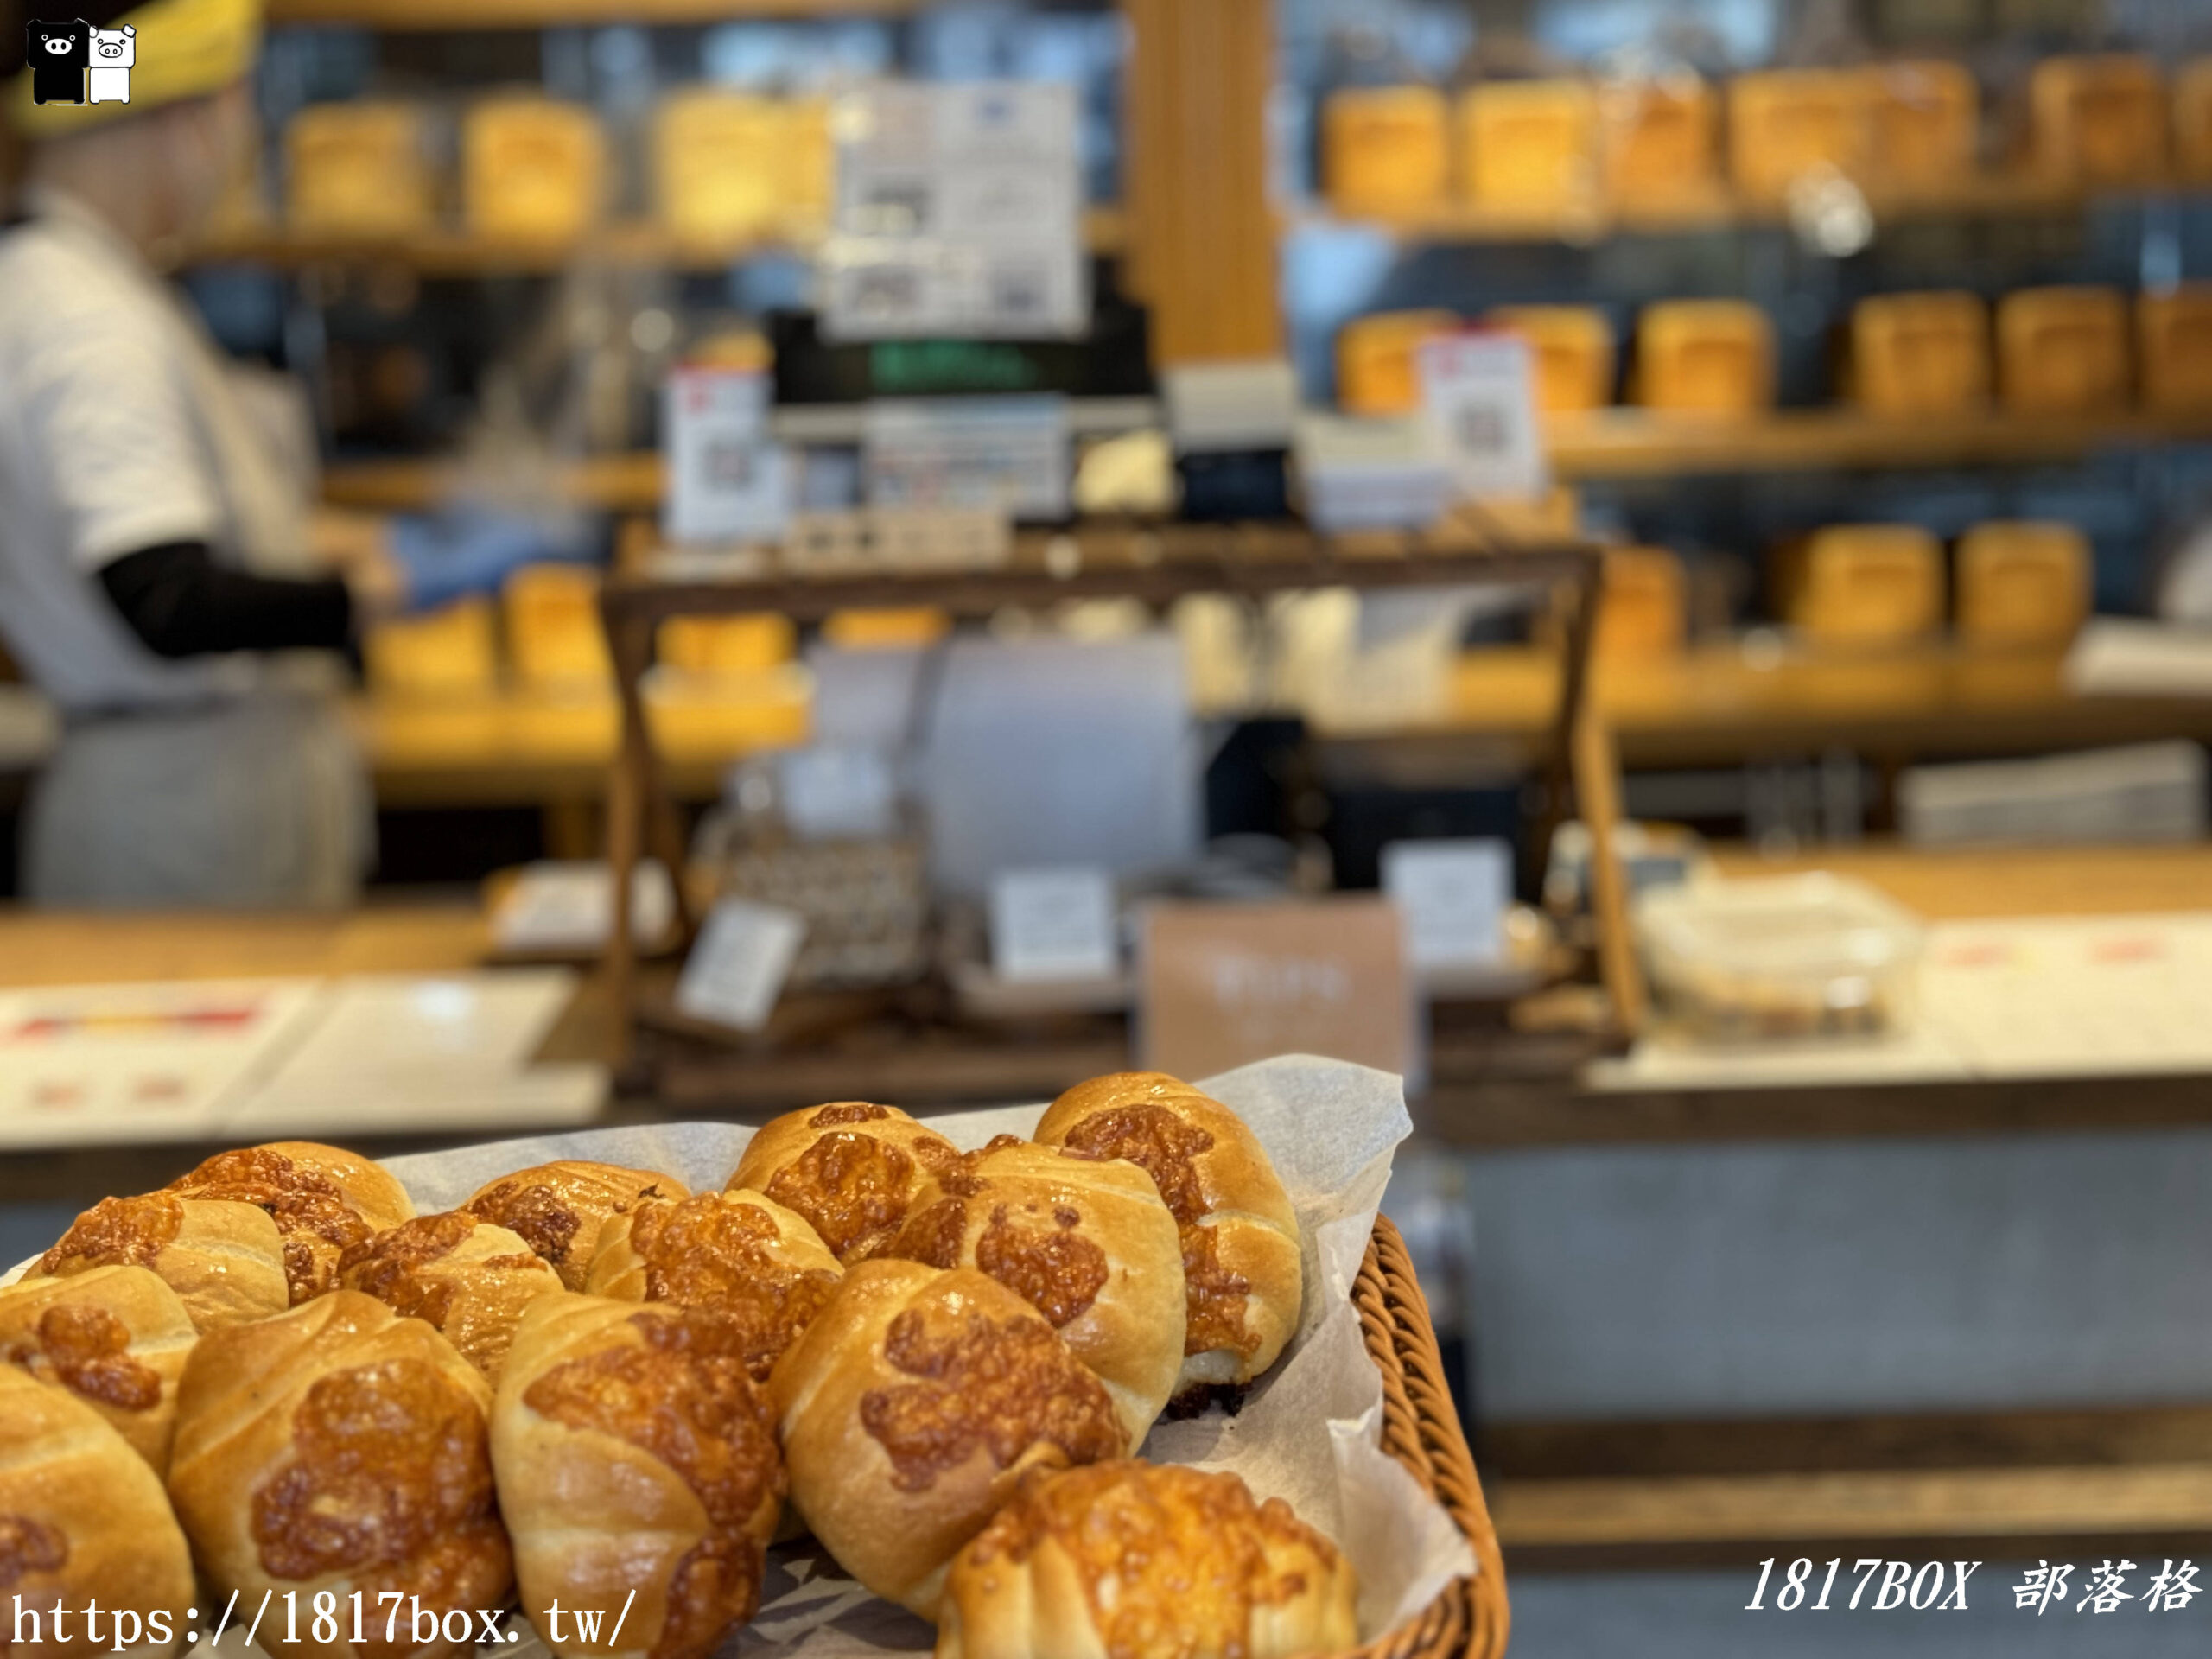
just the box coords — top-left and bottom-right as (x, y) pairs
(268, 0), (922, 26)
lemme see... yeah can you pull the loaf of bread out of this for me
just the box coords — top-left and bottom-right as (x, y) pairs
(0, 1266), (195, 1475)
(1035, 1072), (1302, 1400)
(771, 1260), (1127, 1616)
(464, 1160), (690, 1291)
(39, 1190), (289, 1330)
(728, 1103), (962, 1264)
(337, 1211), (564, 1383)
(462, 97), (606, 242)
(586, 1187), (841, 1382)
(937, 1460), (1359, 1659)
(883, 1138), (1185, 1445)
(286, 102), (435, 238)
(492, 1294), (785, 1659)
(0, 1366), (197, 1654)
(166, 1141), (415, 1304)
(168, 1290), (510, 1659)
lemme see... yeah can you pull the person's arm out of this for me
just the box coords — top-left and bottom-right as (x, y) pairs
(98, 540), (353, 658)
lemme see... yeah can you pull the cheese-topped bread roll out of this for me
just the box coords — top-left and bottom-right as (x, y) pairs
(1037, 1072), (1302, 1400)
(938, 1460), (1358, 1659)
(168, 1290), (510, 1659)
(464, 1160), (690, 1292)
(770, 1260), (1127, 1617)
(0, 1266), (196, 1475)
(884, 1138), (1185, 1445)
(166, 1141), (416, 1305)
(492, 1294), (785, 1659)
(337, 1212), (564, 1383)
(0, 1367), (196, 1655)
(586, 1188), (840, 1382)
(40, 1191), (289, 1331)
(728, 1103), (962, 1265)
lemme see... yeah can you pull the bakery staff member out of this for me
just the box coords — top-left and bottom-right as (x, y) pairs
(1, 0), (543, 906)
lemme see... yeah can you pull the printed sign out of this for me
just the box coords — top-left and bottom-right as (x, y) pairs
(863, 395), (1070, 520)
(1139, 899), (1412, 1081)
(1382, 839), (1512, 970)
(1416, 331), (1548, 503)
(664, 367), (789, 546)
(990, 866), (1119, 982)
(675, 899), (807, 1033)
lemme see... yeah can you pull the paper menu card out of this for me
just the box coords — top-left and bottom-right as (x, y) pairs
(379, 1055), (1477, 1653)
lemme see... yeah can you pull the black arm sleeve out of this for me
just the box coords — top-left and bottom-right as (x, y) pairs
(98, 542), (354, 659)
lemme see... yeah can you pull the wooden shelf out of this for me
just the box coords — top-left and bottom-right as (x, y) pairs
(192, 206), (1127, 275)
(268, 0), (921, 27)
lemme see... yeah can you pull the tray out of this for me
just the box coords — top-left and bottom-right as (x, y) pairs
(1351, 1214), (1509, 1659)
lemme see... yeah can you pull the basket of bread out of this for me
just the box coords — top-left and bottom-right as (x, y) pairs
(0, 1058), (1504, 1659)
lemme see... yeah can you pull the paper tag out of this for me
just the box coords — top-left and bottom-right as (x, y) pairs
(1416, 331), (1548, 502)
(1139, 899), (1412, 1081)
(864, 396), (1070, 520)
(674, 900), (807, 1033)
(990, 867), (1119, 982)
(664, 368), (789, 546)
(1382, 839), (1511, 970)
(493, 861), (677, 955)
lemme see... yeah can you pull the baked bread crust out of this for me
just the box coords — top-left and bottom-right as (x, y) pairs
(769, 1260), (1128, 1617)
(165, 1141), (416, 1305)
(937, 1459), (1358, 1659)
(337, 1212), (565, 1383)
(726, 1103), (961, 1264)
(0, 1366), (197, 1654)
(167, 1290), (511, 1659)
(882, 1138), (1185, 1445)
(491, 1294), (785, 1659)
(40, 1192), (290, 1332)
(586, 1187), (841, 1382)
(1035, 1072), (1303, 1394)
(0, 1265), (197, 1475)
(464, 1160), (690, 1292)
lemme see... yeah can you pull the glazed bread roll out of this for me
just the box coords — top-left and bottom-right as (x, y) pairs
(166, 1141), (416, 1304)
(337, 1211), (564, 1383)
(492, 1294), (785, 1659)
(728, 1102), (962, 1265)
(0, 1366), (196, 1655)
(1036, 1072), (1303, 1398)
(0, 1266), (196, 1475)
(884, 1138), (1185, 1445)
(938, 1460), (1358, 1659)
(586, 1187), (841, 1381)
(168, 1290), (511, 1659)
(39, 1191), (289, 1331)
(464, 1160), (690, 1291)
(771, 1260), (1127, 1617)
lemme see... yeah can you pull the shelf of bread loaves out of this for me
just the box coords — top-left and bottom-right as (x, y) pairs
(0, 1076), (1385, 1659)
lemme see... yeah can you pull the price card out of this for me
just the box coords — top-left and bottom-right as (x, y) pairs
(664, 367), (789, 546)
(863, 396), (1070, 520)
(1381, 839), (1511, 970)
(674, 899), (807, 1033)
(1139, 899), (1413, 1081)
(990, 867), (1119, 982)
(493, 861), (677, 955)
(1416, 331), (1548, 502)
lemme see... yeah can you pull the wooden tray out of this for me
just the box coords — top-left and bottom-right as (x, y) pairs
(1352, 1214), (1510, 1659)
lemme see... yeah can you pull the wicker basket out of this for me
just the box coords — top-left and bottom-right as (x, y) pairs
(1350, 1215), (1510, 1659)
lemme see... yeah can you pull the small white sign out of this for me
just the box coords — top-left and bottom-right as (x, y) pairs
(675, 899), (808, 1033)
(864, 396), (1071, 520)
(1382, 838), (1512, 970)
(493, 861), (677, 955)
(664, 367), (789, 546)
(990, 867), (1119, 982)
(1416, 332), (1548, 503)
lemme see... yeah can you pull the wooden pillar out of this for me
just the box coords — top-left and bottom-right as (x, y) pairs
(1121, 0), (1282, 365)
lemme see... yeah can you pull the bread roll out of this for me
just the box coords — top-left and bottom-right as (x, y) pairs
(1035, 1072), (1302, 1398)
(337, 1212), (564, 1383)
(166, 1141), (416, 1304)
(883, 1139), (1185, 1445)
(39, 1191), (289, 1331)
(937, 1460), (1358, 1659)
(168, 1291), (510, 1659)
(770, 1260), (1127, 1616)
(492, 1294), (785, 1659)
(0, 1366), (196, 1654)
(586, 1188), (840, 1381)
(464, 1160), (690, 1291)
(0, 1266), (196, 1475)
(727, 1103), (961, 1264)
